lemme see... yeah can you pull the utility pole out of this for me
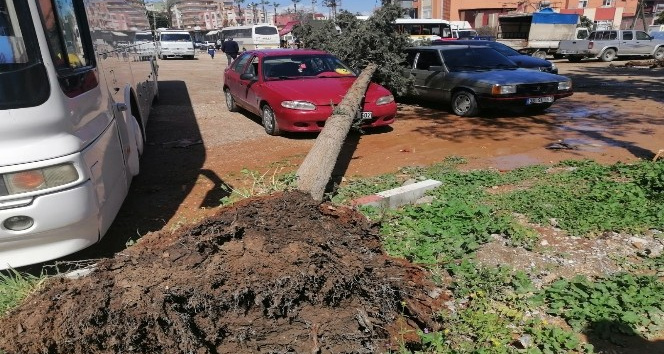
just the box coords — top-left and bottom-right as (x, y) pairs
(630, 0), (649, 30)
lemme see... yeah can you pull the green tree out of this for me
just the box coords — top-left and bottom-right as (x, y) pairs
(578, 15), (594, 30)
(655, 11), (664, 25)
(147, 11), (169, 30)
(164, 0), (181, 28)
(292, 2), (413, 96)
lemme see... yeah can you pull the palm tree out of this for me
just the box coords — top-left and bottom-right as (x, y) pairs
(272, 2), (279, 24)
(250, 2), (259, 24)
(292, 0), (301, 13)
(260, 0), (270, 23)
(235, 0), (245, 25)
(322, 0), (337, 19)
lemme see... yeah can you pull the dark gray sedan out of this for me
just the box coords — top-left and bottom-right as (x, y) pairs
(403, 45), (573, 116)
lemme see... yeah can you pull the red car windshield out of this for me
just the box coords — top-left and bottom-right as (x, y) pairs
(262, 54), (356, 80)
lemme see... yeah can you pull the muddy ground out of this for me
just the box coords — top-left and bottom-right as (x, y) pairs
(4, 53), (664, 353)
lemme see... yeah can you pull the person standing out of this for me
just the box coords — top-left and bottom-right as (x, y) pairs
(207, 45), (215, 59)
(221, 37), (239, 66)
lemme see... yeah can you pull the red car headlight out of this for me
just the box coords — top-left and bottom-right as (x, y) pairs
(376, 94), (394, 105)
(281, 100), (316, 111)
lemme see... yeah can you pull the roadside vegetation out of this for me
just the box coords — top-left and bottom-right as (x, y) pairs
(333, 157), (664, 352)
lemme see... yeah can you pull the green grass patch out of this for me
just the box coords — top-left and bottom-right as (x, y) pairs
(0, 269), (44, 316)
(534, 273), (664, 339)
(491, 160), (664, 236)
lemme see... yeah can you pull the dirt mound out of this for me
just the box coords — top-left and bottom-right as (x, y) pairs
(0, 191), (448, 353)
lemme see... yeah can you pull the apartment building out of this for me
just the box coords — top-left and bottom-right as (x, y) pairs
(171, 0), (268, 30)
(394, 0), (664, 31)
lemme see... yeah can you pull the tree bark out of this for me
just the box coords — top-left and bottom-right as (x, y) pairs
(296, 63), (378, 201)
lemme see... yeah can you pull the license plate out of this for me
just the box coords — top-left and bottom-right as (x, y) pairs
(361, 112), (372, 119)
(526, 96), (554, 105)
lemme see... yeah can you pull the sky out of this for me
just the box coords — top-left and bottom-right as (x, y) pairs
(280, 1), (379, 16)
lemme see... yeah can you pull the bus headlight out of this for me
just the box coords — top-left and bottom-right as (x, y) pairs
(491, 84), (517, 95)
(3, 163), (79, 196)
(376, 94), (394, 105)
(281, 100), (316, 111)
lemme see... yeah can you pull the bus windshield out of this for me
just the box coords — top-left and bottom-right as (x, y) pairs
(161, 33), (191, 42)
(0, 0), (49, 110)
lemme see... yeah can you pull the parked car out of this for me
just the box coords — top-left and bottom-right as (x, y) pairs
(223, 49), (397, 135)
(557, 29), (664, 62)
(431, 39), (558, 73)
(403, 45), (573, 116)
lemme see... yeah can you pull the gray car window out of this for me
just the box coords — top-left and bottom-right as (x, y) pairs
(415, 50), (441, 70)
(623, 32), (633, 40)
(402, 50), (417, 69)
(636, 31), (650, 40)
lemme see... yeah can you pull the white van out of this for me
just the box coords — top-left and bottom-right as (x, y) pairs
(157, 29), (195, 59)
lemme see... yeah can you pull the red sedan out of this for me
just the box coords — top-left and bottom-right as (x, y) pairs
(223, 49), (397, 135)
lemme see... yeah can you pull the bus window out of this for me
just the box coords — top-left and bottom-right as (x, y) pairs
(254, 26), (277, 35)
(0, 0), (49, 109)
(38, 0), (90, 70)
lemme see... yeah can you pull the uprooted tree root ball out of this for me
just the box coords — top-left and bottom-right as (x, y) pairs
(0, 191), (449, 353)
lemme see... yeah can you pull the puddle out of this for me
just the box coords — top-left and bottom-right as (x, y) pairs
(550, 106), (617, 120)
(490, 154), (542, 171)
(559, 138), (617, 152)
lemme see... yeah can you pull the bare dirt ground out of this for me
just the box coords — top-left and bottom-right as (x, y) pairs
(5, 52), (664, 353)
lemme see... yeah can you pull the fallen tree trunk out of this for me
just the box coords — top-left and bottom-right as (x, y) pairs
(622, 59), (664, 68)
(296, 63), (378, 201)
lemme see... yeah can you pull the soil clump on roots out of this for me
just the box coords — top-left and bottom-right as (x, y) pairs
(0, 191), (447, 353)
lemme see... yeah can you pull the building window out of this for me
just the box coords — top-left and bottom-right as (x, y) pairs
(578, 0), (588, 8)
(602, 0), (613, 6)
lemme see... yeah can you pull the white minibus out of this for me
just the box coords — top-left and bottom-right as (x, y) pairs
(220, 24), (280, 50)
(0, 0), (158, 269)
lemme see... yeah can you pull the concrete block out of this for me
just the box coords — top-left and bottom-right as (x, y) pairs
(352, 179), (442, 209)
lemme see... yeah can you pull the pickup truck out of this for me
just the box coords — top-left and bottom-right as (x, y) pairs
(557, 29), (664, 62)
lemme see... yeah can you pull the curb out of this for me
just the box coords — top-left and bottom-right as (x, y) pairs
(351, 179), (443, 209)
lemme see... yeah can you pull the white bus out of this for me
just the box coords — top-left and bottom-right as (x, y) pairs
(0, 0), (158, 269)
(394, 18), (453, 42)
(220, 24), (280, 50)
